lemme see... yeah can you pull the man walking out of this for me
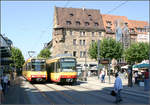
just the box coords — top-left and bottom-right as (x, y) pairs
(114, 73), (123, 104)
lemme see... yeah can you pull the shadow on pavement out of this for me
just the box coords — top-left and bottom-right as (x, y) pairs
(2, 76), (149, 104)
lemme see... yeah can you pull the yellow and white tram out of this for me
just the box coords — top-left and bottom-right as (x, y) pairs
(22, 58), (47, 82)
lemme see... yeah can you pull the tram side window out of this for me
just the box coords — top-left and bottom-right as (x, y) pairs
(25, 64), (27, 70)
(27, 63), (31, 70)
(50, 63), (54, 72)
(56, 62), (60, 72)
(54, 62), (57, 73)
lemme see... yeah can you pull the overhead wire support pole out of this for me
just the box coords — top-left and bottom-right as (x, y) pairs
(97, 40), (100, 78)
(108, 58), (111, 84)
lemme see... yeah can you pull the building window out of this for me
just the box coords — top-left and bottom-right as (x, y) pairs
(80, 51), (82, 58)
(73, 39), (76, 45)
(106, 21), (111, 27)
(106, 27), (112, 32)
(83, 51), (86, 57)
(66, 21), (71, 25)
(70, 13), (74, 17)
(83, 40), (85, 45)
(80, 31), (82, 36)
(94, 22), (99, 27)
(80, 31), (85, 36)
(76, 21), (80, 26)
(85, 22), (89, 26)
(80, 51), (86, 58)
(88, 14), (92, 17)
(92, 40), (95, 43)
(73, 51), (76, 57)
(64, 51), (68, 54)
(99, 32), (102, 36)
(80, 40), (82, 45)
(70, 30), (72, 35)
(130, 29), (135, 33)
(83, 32), (85, 36)
(92, 32), (94, 36)
(125, 22), (128, 27)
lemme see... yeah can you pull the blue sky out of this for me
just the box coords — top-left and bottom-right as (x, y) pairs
(1, 1), (149, 60)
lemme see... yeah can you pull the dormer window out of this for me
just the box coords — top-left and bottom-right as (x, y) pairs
(66, 21), (71, 25)
(88, 14), (92, 21)
(130, 28), (135, 33)
(106, 21), (112, 27)
(76, 21), (80, 26)
(70, 13), (74, 17)
(85, 22), (89, 26)
(125, 22), (128, 27)
(94, 22), (99, 27)
(88, 14), (91, 17)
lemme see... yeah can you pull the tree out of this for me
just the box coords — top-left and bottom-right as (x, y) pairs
(88, 38), (123, 61)
(10, 47), (25, 69)
(38, 48), (51, 59)
(124, 42), (149, 64)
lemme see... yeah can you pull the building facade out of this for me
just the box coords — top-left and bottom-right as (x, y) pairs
(47, 7), (149, 69)
(0, 34), (13, 75)
(50, 7), (105, 67)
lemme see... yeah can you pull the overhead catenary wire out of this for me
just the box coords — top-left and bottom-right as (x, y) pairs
(106, 1), (128, 14)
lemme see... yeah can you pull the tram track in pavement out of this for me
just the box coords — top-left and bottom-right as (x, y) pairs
(61, 84), (115, 104)
(45, 84), (82, 104)
(32, 84), (55, 104)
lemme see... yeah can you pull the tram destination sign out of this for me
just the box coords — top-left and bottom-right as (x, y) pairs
(61, 58), (75, 62)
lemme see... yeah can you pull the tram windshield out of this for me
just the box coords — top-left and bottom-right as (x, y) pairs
(31, 59), (46, 71)
(60, 58), (76, 72)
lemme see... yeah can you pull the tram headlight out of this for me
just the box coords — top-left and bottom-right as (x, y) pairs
(31, 75), (35, 77)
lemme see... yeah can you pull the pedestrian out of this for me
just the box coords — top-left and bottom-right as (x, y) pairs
(134, 71), (138, 85)
(0, 77), (4, 104)
(101, 70), (105, 83)
(114, 73), (123, 104)
(2, 73), (8, 94)
(144, 69), (149, 91)
(6, 73), (11, 88)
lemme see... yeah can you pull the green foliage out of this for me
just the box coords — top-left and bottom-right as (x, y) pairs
(88, 38), (123, 60)
(124, 42), (149, 64)
(38, 48), (51, 59)
(10, 47), (25, 69)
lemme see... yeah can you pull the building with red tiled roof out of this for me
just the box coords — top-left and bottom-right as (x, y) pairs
(102, 14), (149, 44)
(46, 7), (149, 71)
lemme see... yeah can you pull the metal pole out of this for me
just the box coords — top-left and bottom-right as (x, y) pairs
(97, 40), (100, 78)
(109, 58), (111, 84)
(84, 46), (87, 81)
(148, 27), (150, 93)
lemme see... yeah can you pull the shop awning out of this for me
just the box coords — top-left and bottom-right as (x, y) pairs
(133, 63), (149, 69)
